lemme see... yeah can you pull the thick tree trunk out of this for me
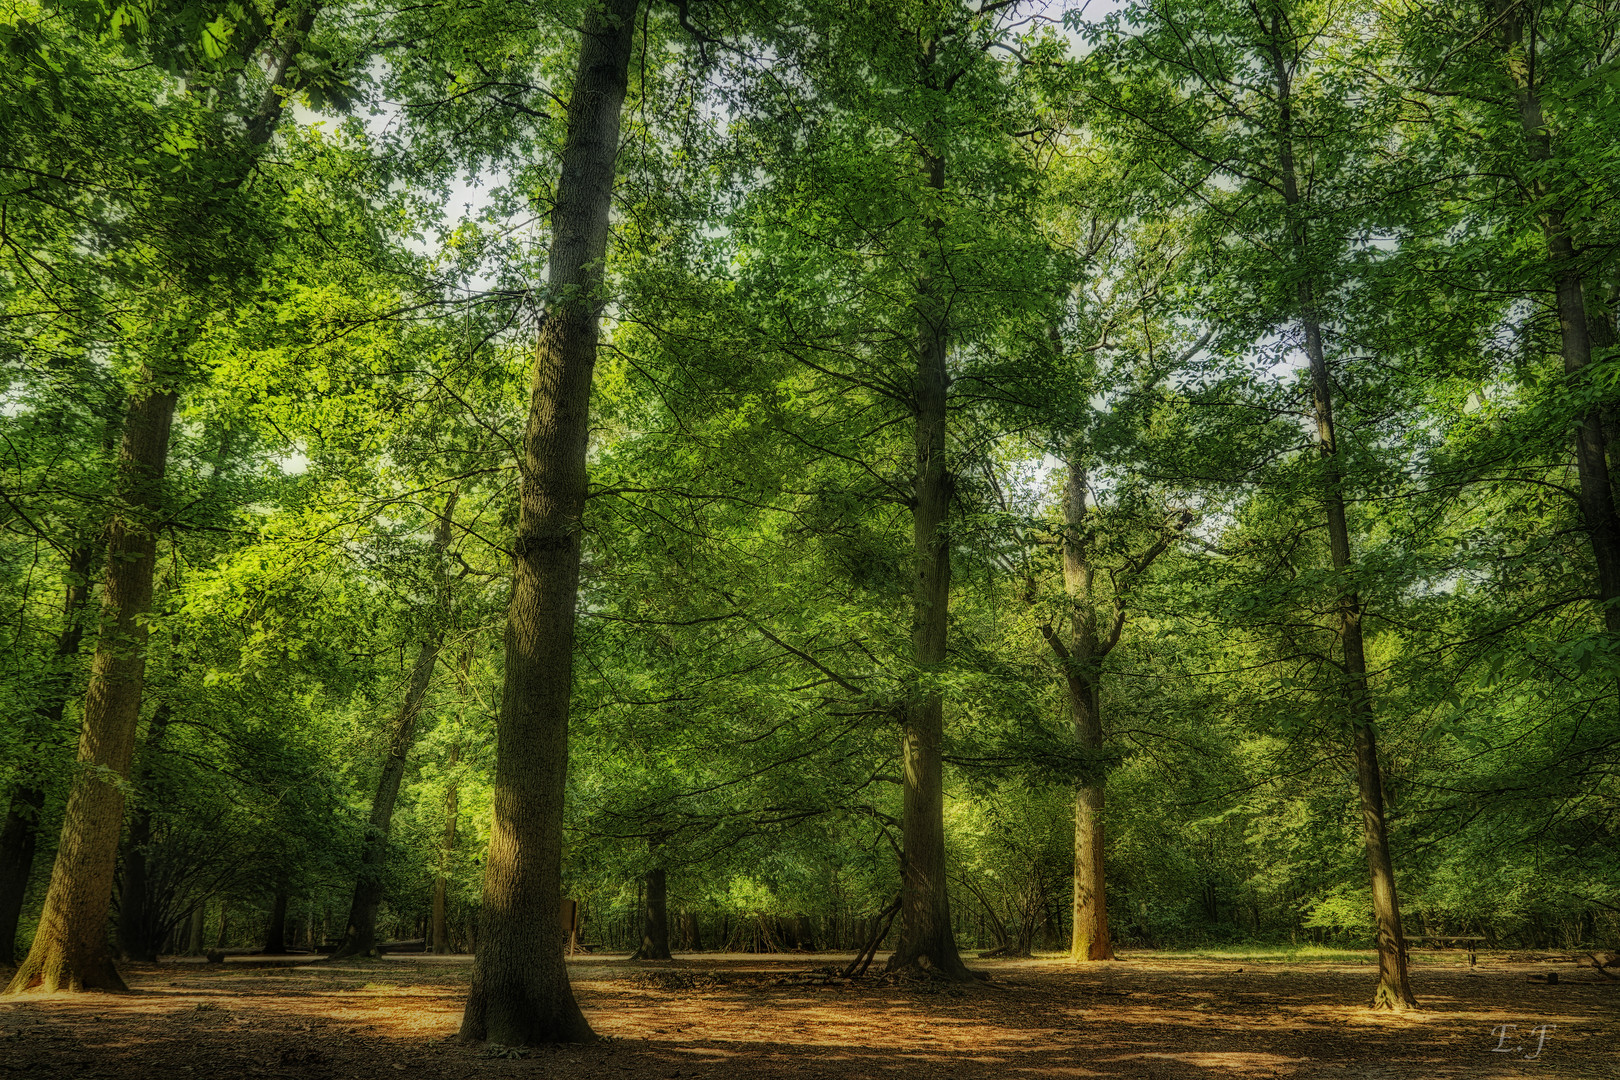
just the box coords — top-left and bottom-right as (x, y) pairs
(633, 867), (672, 960)
(0, 544), (95, 963)
(458, 0), (639, 1045)
(5, 384), (178, 994)
(886, 140), (970, 982)
(264, 893), (289, 955)
(332, 495), (456, 961)
(1270, 26), (1413, 1011)
(116, 702), (173, 962)
(432, 744), (459, 955)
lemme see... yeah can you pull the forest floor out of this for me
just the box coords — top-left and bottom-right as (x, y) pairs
(1, 949), (1615, 1080)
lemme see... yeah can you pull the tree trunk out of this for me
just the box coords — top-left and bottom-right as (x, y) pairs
(432, 743), (460, 955)
(458, 0), (639, 1045)
(885, 117), (971, 981)
(1269, 23), (1414, 1011)
(264, 892), (289, 955)
(116, 702), (173, 962)
(331, 494), (456, 960)
(3, 11), (315, 997)
(633, 867), (671, 960)
(1055, 464), (1117, 961)
(681, 910), (702, 952)
(0, 543), (96, 963)
(186, 903), (205, 956)
(1494, 3), (1620, 631)
(5, 384), (178, 994)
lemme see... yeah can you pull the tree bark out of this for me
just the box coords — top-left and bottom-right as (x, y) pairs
(1269, 22), (1414, 1011)
(458, 0), (639, 1045)
(0, 543), (96, 963)
(116, 702), (174, 962)
(1054, 465), (1116, 961)
(332, 494), (457, 960)
(884, 51), (971, 975)
(633, 867), (672, 960)
(264, 892), (289, 955)
(186, 902), (205, 956)
(432, 743), (459, 955)
(5, 383), (178, 994)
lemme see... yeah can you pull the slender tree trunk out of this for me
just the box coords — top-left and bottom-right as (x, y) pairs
(885, 94), (971, 979)
(116, 702), (175, 962)
(0, 544), (95, 963)
(458, 0), (639, 1045)
(186, 903), (205, 956)
(5, 384), (177, 994)
(332, 494), (457, 960)
(1495, 3), (1620, 632)
(264, 893), (289, 955)
(1269, 24), (1413, 1011)
(432, 744), (459, 955)
(1055, 465), (1116, 961)
(633, 867), (672, 960)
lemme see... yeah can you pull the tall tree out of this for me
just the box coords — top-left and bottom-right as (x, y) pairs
(458, 0), (641, 1045)
(5, 3), (326, 994)
(332, 492), (458, 960)
(1078, 0), (1417, 1007)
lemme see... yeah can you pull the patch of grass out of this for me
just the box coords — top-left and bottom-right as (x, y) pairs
(1101, 943), (1482, 965)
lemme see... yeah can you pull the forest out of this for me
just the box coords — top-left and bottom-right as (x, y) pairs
(1, 0), (1618, 1075)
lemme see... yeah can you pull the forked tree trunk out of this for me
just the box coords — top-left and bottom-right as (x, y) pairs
(0, 543), (95, 963)
(633, 867), (672, 960)
(458, 0), (639, 1045)
(332, 494), (456, 960)
(1269, 23), (1414, 1011)
(264, 893), (289, 955)
(116, 702), (173, 962)
(5, 384), (177, 994)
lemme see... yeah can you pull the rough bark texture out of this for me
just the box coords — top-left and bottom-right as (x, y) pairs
(885, 133), (971, 982)
(331, 495), (456, 961)
(263, 893), (289, 955)
(5, 385), (178, 994)
(0, 544), (95, 963)
(1269, 21), (1413, 1012)
(458, 0), (639, 1044)
(1496, 2), (1620, 632)
(116, 703), (173, 962)
(633, 868), (672, 961)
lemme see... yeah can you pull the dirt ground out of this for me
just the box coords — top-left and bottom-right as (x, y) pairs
(1, 950), (1615, 1079)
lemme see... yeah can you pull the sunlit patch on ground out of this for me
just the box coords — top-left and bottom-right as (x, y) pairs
(0, 950), (1612, 1079)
